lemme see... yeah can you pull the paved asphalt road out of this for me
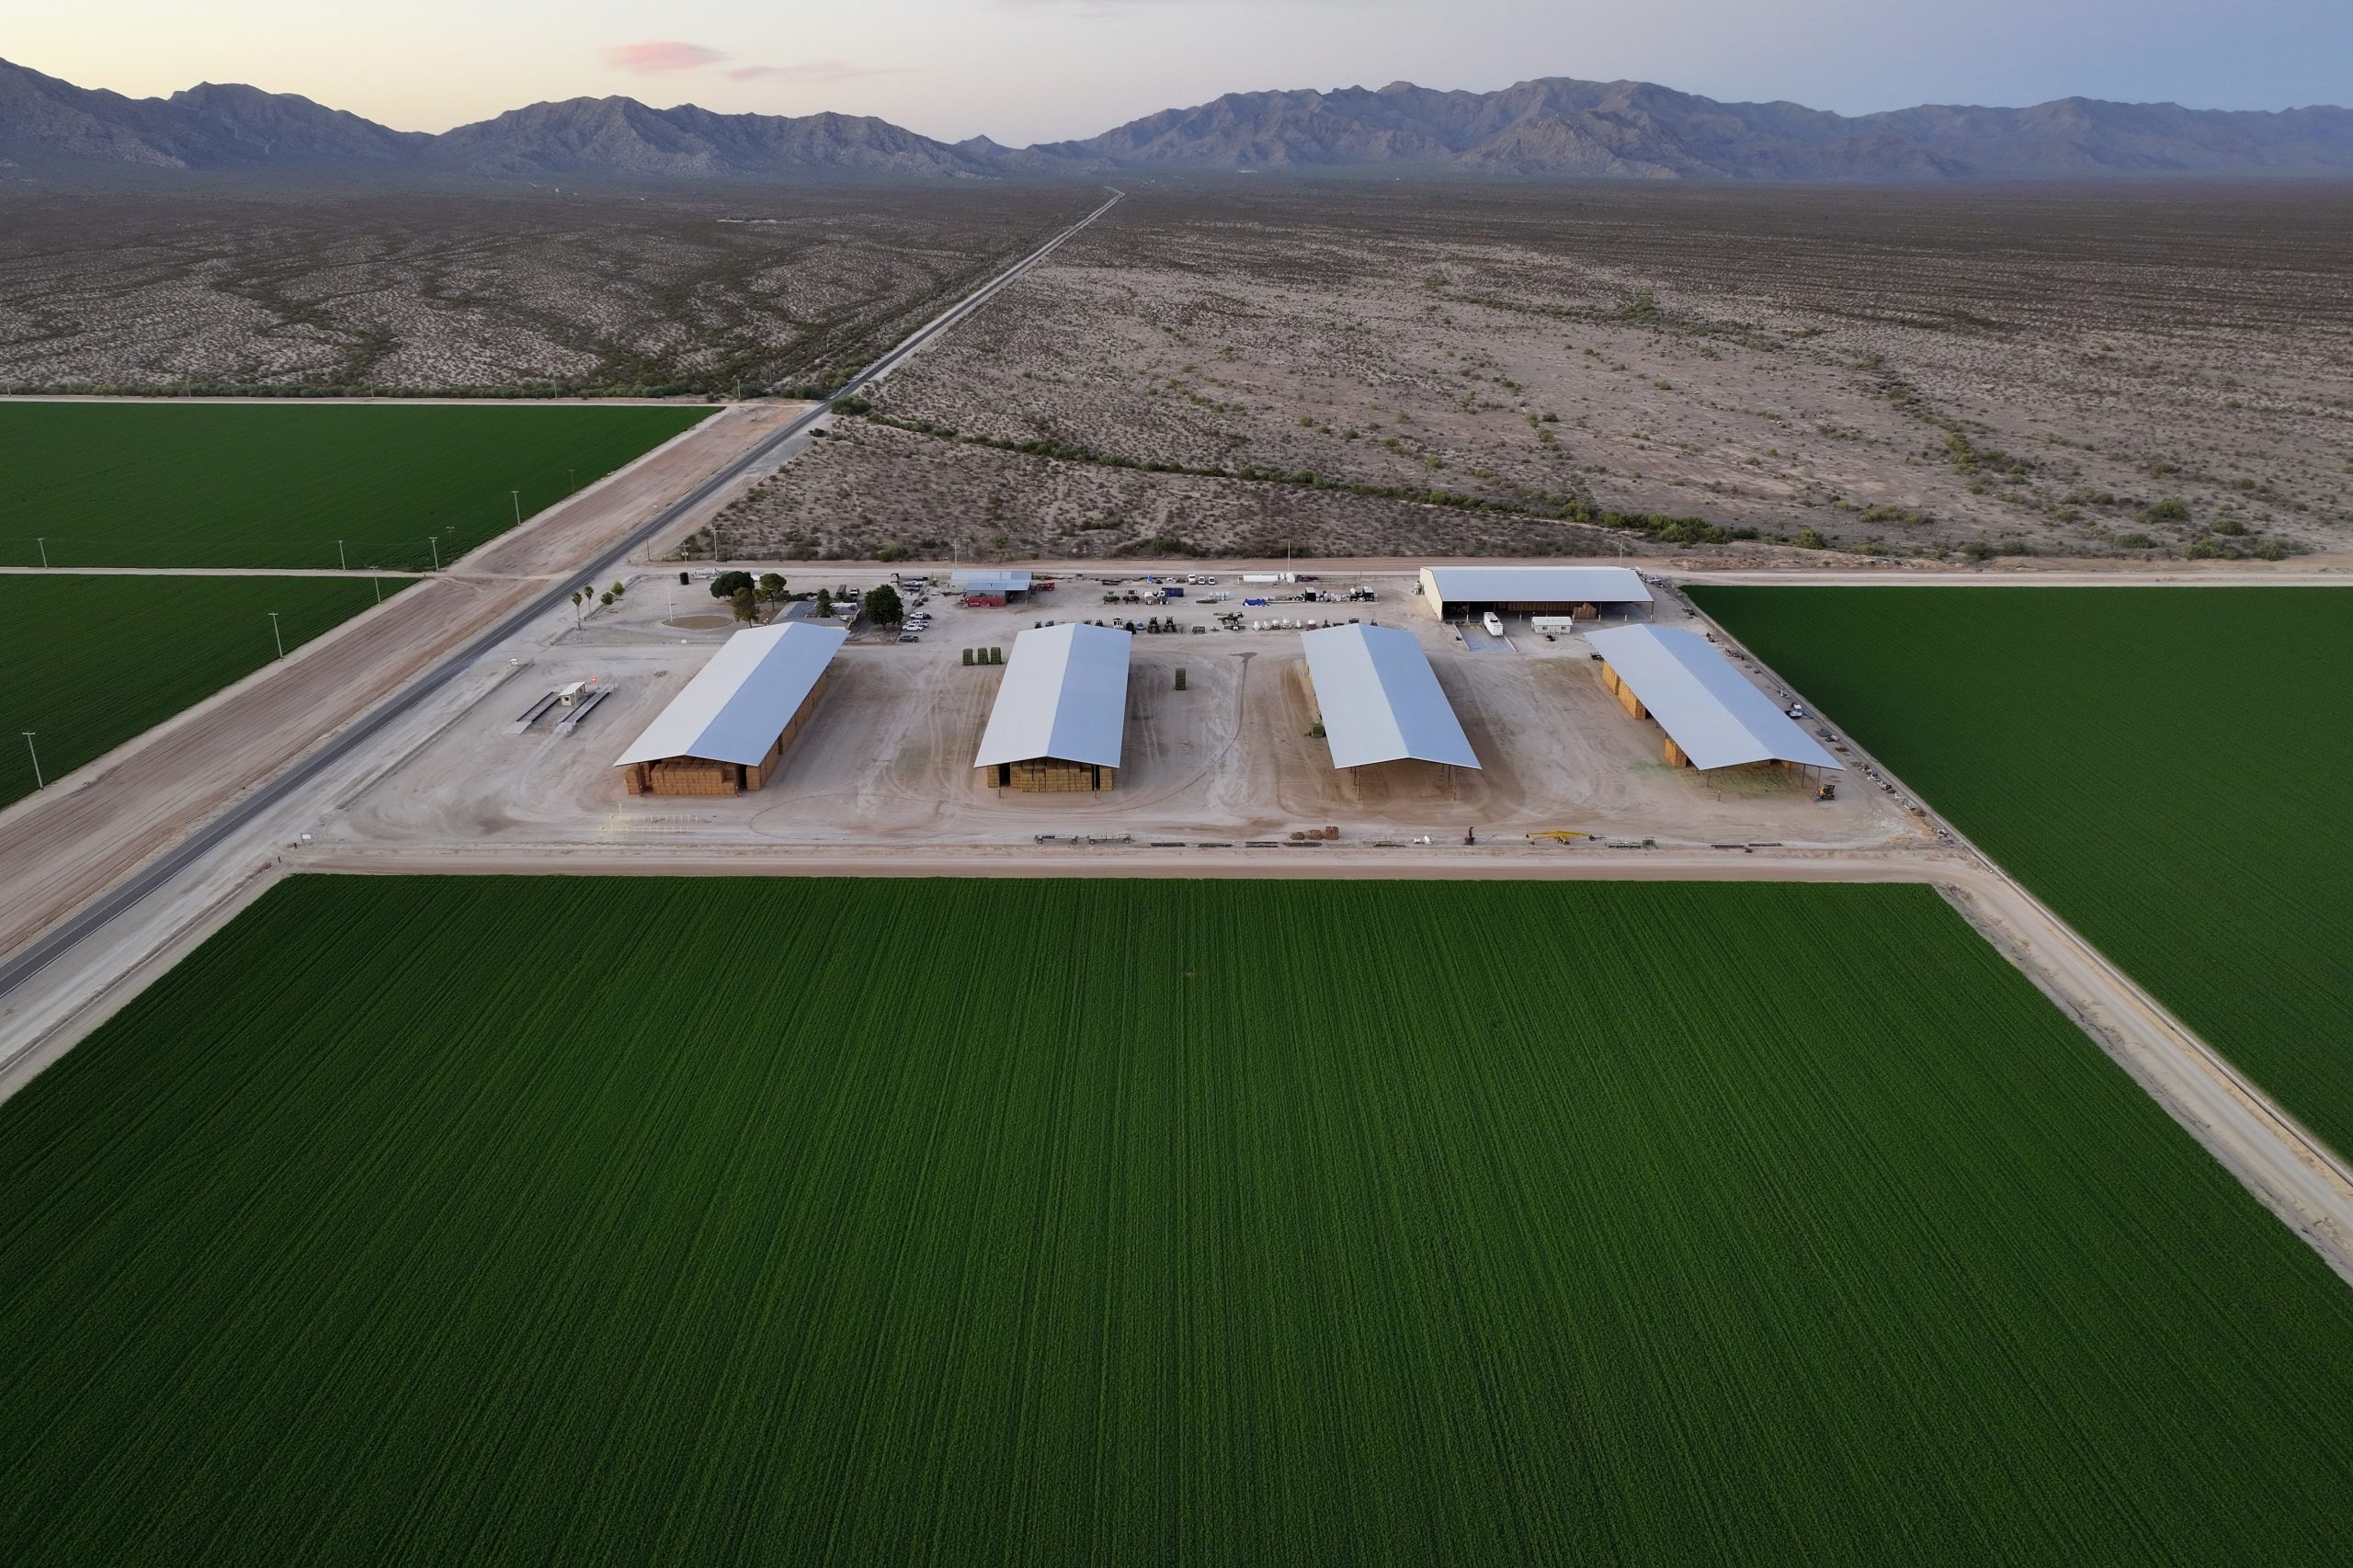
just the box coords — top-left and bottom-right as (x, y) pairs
(0, 188), (1124, 1007)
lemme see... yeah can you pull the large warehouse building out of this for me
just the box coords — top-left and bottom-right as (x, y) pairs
(612, 621), (847, 796)
(1584, 625), (1842, 773)
(1418, 565), (1653, 621)
(1300, 623), (1481, 784)
(974, 621), (1131, 791)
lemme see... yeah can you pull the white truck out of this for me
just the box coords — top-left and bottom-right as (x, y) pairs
(1240, 572), (1297, 585)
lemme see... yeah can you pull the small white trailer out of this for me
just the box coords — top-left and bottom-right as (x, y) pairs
(1482, 611), (1506, 638)
(1529, 616), (1581, 634)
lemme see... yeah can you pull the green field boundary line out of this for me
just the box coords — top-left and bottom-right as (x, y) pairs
(1674, 585), (2353, 1246)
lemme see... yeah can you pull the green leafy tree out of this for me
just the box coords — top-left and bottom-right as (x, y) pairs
(863, 584), (904, 625)
(813, 587), (835, 618)
(609, 581), (626, 598)
(710, 570), (755, 601)
(756, 573), (787, 602)
(730, 586), (759, 623)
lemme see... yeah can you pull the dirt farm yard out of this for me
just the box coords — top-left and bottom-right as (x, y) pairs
(322, 568), (1911, 855)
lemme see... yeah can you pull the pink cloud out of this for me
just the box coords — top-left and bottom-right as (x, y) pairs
(599, 41), (728, 74)
(726, 62), (908, 85)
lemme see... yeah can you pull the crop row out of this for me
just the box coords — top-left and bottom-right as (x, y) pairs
(0, 403), (708, 571)
(1692, 585), (2353, 1160)
(2, 876), (2348, 1563)
(0, 574), (404, 808)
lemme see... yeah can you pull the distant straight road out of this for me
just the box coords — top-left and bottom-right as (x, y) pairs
(0, 188), (1123, 1006)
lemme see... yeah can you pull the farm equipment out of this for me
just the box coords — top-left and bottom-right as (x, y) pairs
(1525, 830), (1589, 844)
(1814, 781), (1838, 802)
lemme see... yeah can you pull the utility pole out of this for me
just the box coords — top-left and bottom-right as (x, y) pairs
(428, 536), (439, 571)
(336, 539), (347, 571)
(35, 538), (47, 569)
(20, 733), (41, 790)
(511, 490), (522, 528)
(710, 519), (722, 565)
(370, 576), (381, 605)
(268, 611), (284, 659)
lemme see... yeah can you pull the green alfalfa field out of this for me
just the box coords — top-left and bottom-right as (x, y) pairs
(0, 402), (709, 570)
(1689, 585), (2353, 1159)
(0, 573), (407, 807)
(4, 876), (2350, 1565)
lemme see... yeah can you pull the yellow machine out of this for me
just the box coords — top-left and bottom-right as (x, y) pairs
(1526, 830), (1589, 844)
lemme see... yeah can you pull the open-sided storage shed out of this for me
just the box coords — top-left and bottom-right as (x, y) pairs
(1584, 624), (1841, 773)
(1418, 565), (1652, 620)
(975, 621), (1130, 791)
(613, 621), (846, 796)
(1301, 623), (1481, 778)
(953, 568), (1033, 607)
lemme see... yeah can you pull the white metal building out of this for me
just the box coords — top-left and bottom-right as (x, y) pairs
(1300, 623), (1481, 771)
(974, 621), (1131, 790)
(1418, 565), (1653, 620)
(1583, 625), (1841, 772)
(953, 569), (1033, 601)
(613, 621), (847, 795)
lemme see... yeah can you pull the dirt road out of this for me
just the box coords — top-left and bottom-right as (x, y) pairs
(0, 403), (796, 960)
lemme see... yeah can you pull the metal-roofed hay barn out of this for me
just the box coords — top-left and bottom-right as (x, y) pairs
(1300, 623), (1480, 795)
(1418, 565), (1652, 621)
(1584, 625), (1842, 773)
(975, 621), (1131, 791)
(952, 568), (1033, 607)
(613, 622), (846, 796)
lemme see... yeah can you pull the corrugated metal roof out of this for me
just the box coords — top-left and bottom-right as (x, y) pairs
(612, 622), (847, 768)
(1301, 623), (1481, 770)
(974, 622), (1131, 768)
(1584, 625), (1842, 771)
(1419, 566), (1653, 606)
(952, 569), (1033, 594)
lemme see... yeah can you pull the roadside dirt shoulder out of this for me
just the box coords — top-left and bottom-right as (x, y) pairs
(0, 404), (790, 961)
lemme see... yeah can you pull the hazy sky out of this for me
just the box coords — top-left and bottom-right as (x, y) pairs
(14, 0), (2348, 144)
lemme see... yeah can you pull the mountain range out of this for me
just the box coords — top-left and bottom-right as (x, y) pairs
(5, 57), (2348, 182)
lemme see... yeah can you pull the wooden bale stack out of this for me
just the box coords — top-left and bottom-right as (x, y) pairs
(1000, 757), (1114, 792)
(648, 759), (744, 795)
(1664, 737), (1692, 769)
(1600, 662), (1648, 720)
